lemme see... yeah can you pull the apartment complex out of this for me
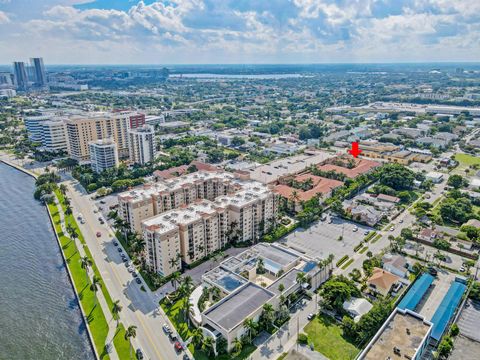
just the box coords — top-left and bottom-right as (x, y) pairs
(128, 125), (156, 165)
(65, 111), (141, 162)
(118, 171), (241, 233)
(88, 139), (119, 173)
(24, 114), (54, 142)
(119, 171), (278, 276)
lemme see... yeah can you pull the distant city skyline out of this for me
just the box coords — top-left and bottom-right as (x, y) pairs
(0, 0), (479, 64)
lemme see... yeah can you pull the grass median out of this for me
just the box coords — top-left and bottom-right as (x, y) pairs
(48, 200), (134, 360)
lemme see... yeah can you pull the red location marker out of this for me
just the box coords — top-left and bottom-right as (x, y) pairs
(349, 142), (362, 158)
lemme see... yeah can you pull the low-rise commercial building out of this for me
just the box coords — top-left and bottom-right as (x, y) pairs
(358, 308), (432, 360)
(200, 243), (331, 351)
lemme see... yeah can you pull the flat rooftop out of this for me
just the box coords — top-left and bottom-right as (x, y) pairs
(203, 282), (275, 331)
(248, 151), (335, 184)
(361, 310), (432, 360)
(203, 267), (247, 294)
(267, 269), (301, 294)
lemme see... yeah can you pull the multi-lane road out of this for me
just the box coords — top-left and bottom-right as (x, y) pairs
(64, 178), (189, 360)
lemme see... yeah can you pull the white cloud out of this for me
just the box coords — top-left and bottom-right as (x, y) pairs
(0, 0), (479, 63)
(0, 10), (10, 24)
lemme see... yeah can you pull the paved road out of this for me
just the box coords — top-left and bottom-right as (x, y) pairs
(64, 179), (188, 360)
(334, 179), (448, 276)
(251, 296), (319, 360)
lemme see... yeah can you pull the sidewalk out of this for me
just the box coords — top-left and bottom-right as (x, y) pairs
(55, 197), (120, 360)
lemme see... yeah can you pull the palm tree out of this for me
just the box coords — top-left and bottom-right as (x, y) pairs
(191, 328), (204, 349)
(243, 318), (257, 344)
(80, 256), (92, 284)
(124, 325), (137, 360)
(170, 271), (181, 290)
(181, 276), (194, 295)
(210, 286), (221, 301)
(68, 226), (79, 241)
(296, 272), (307, 287)
(169, 256), (179, 271)
(59, 184), (68, 195)
(63, 196), (71, 206)
(90, 275), (102, 308)
(233, 337), (243, 355)
(112, 300), (122, 328)
(202, 336), (215, 357)
(65, 204), (73, 216)
(184, 299), (192, 325)
(262, 303), (275, 330)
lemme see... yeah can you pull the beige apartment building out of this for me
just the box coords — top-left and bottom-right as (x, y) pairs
(65, 111), (140, 162)
(121, 171), (278, 276)
(118, 171), (240, 234)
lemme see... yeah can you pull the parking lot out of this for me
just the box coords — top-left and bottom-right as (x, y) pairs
(457, 299), (480, 342)
(278, 216), (374, 261)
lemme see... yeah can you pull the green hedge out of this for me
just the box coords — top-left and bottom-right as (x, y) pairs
(336, 255), (349, 267)
(364, 231), (377, 242)
(354, 243), (363, 252)
(341, 259), (354, 270)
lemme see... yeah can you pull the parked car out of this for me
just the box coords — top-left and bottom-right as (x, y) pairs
(136, 349), (144, 360)
(459, 266), (466, 273)
(163, 324), (171, 334)
(113, 241), (118, 246)
(132, 272), (138, 278)
(307, 313), (315, 321)
(183, 355), (190, 360)
(122, 257), (128, 263)
(353, 226), (358, 232)
(135, 278), (142, 284)
(364, 230), (369, 235)
(100, 200), (106, 204)
(169, 332), (177, 341)
(174, 341), (183, 352)
(117, 248), (122, 253)
(96, 232), (101, 237)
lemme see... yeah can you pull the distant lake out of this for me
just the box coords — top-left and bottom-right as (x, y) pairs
(170, 73), (304, 79)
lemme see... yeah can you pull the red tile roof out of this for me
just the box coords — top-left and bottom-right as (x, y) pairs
(153, 161), (219, 180)
(316, 157), (381, 178)
(274, 174), (344, 202)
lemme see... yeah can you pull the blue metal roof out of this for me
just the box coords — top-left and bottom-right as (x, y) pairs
(397, 273), (434, 312)
(430, 281), (467, 341)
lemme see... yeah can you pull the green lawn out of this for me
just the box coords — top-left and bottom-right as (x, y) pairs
(113, 324), (138, 360)
(455, 153), (480, 167)
(48, 201), (132, 360)
(304, 315), (360, 360)
(161, 298), (256, 360)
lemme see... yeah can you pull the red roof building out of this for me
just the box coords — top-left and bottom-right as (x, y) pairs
(316, 156), (381, 178)
(274, 174), (344, 203)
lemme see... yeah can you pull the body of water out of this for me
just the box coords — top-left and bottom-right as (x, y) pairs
(170, 73), (304, 79)
(0, 162), (95, 360)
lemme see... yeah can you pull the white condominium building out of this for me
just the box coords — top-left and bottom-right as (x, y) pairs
(40, 120), (68, 152)
(89, 139), (119, 173)
(24, 114), (54, 142)
(128, 125), (156, 165)
(118, 171), (241, 234)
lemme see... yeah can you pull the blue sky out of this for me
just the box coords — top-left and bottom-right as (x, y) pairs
(0, 0), (479, 64)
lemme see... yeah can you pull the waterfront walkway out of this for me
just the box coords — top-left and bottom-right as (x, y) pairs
(54, 197), (120, 360)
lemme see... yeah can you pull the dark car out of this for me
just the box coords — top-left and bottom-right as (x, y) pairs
(122, 257), (128, 263)
(117, 248), (122, 252)
(169, 332), (177, 342)
(183, 355), (190, 360)
(132, 272), (138, 278)
(100, 200), (106, 204)
(113, 241), (118, 246)
(135, 278), (142, 284)
(428, 267), (438, 276)
(136, 349), (144, 360)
